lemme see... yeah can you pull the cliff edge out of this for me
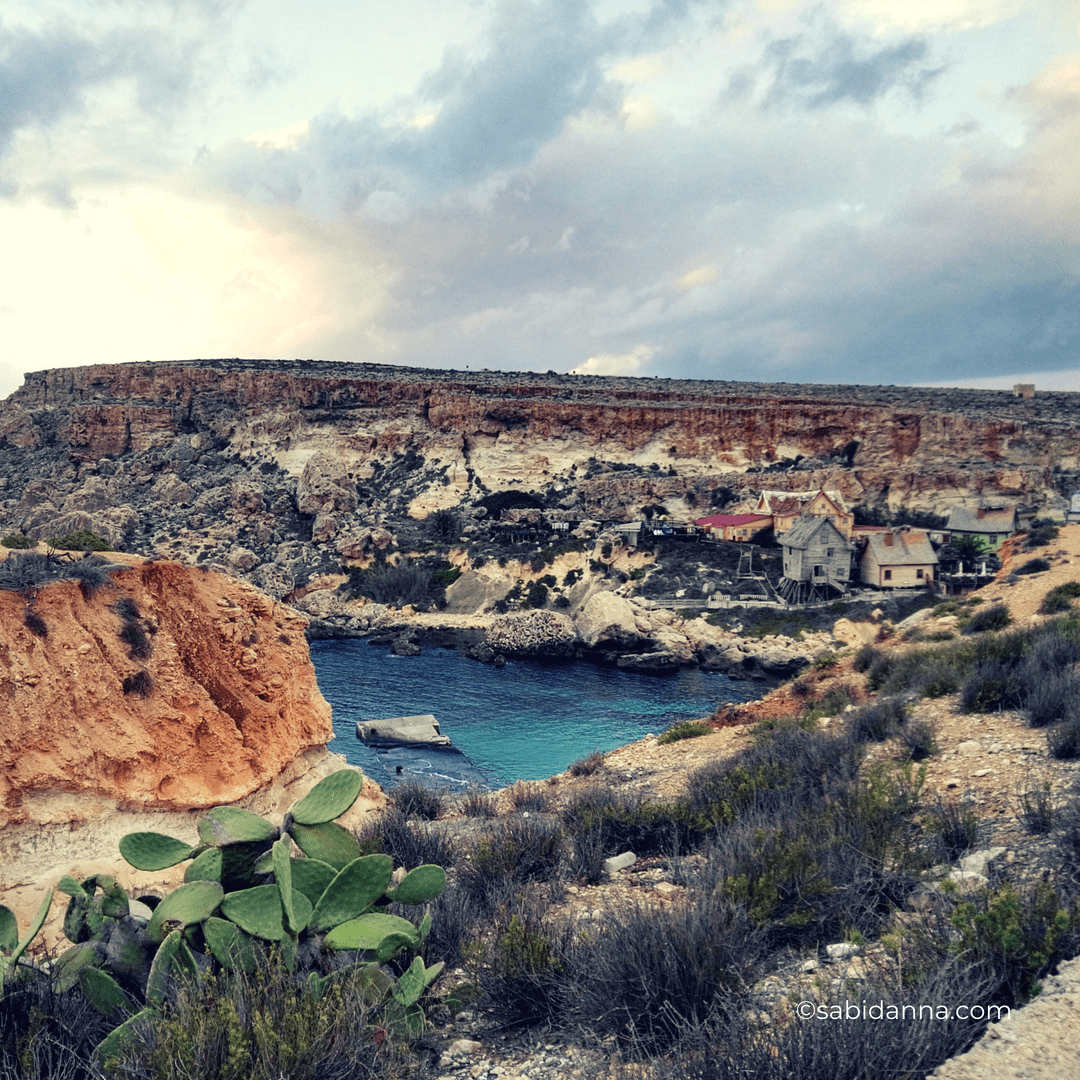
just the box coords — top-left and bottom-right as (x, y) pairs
(0, 555), (386, 949)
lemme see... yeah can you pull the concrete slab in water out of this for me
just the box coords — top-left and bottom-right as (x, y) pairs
(357, 713), (452, 748)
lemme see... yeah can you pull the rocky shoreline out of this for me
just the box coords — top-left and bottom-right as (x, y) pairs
(293, 584), (847, 682)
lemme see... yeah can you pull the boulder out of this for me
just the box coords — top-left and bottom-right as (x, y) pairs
(575, 592), (643, 650)
(293, 588), (349, 620)
(151, 474), (195, 507)
(357, 714), (451, 747)
(296, 452), (359, 517)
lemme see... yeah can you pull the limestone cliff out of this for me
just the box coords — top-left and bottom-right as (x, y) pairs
(1, 359), (1078, 600)
(0, 557), (386, 948)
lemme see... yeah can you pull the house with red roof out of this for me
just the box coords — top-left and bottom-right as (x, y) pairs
(694, 513), (773, 542)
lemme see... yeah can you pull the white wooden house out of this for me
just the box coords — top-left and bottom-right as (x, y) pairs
(778, 515), (851, 603)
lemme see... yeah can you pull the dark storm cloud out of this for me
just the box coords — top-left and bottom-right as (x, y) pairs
(0, 24), (105, 155)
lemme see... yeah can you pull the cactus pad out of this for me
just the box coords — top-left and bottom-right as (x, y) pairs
(146, 881), (224, 944)
(197, 807), (278, 847)
(0, 905), (16, 954)
(220, 884), (287, 941)
(184, 847), (223, 883)
(385, 864), (446, 906)
(146, 928), (197, 1008)
(79, 965), (133, 1018)
(309, 854), (393, 932)
(324, 911), (420, 953)
(289, 821), (363, 869)
(289, 858), (337, 907)
(290, 769), (363, 825)
(204, 917), (259, 971)
(119, 832), (196, 871)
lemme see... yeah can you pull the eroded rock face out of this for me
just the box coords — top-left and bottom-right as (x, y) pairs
(0, 557), (389, 949)
(0, 559), (333, 818)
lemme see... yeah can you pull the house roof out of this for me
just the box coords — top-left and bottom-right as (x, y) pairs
(865, 531), (939, 566)
(694, 513), (771, 528)
(946, 505), (1017, 533)
(757, 489), (849, 515)
(779, 515), (846, 551)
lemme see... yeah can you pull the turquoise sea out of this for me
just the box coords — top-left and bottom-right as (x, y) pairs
(309, 639), (764, 791)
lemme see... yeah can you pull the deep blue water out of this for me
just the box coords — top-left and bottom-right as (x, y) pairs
(309, 640), (764, 792)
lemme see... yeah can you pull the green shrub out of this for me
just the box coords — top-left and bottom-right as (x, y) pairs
(460, 785), (497, 818)
(0, 552), (118, 596)
(852, 643), (877, 672)
(568, 750), (605, 777)
(1015, 557), (1051, 575)
(428, 507), (461, 543)
(47, 530), (111, 552)
(1040, 582), (1080, 614)
(344, 562), (437, 608)
(507, 780), (553, 813)
(123, 671), (154, 697)
(658, 720), (710, 745)
(848, 699), (907, 743)
(112, 954), (411, 1080)
(388, 779), (445, 821)
(1047, 718), (1080, 760)
(963, 604), (1012, 634)
(1, 533), (35, 549)
(946, 881), (1079, 1006)
(900, 718), (939, 761)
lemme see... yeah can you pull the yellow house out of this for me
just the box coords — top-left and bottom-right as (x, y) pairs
(755, 489), (853, 540)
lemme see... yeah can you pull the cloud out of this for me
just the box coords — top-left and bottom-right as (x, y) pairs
(729, 14), (945, 109)
(571, 344), (656, 376)
(0, 24), (105, 156)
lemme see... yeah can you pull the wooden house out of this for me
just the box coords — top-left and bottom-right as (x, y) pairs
(777, 515), (851, 603)
(945, 505), (1017, 552)
(861, 531), (938, 589)
(755, 489), (853, 540)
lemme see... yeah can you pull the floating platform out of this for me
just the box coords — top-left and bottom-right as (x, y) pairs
(356, 713), (452, 748)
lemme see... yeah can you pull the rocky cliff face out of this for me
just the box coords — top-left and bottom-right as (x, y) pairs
(1, 359), (1078, 598)
(0, 556), (386, 947)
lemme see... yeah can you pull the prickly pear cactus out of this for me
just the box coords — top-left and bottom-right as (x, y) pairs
(52, 768), (447, 1057)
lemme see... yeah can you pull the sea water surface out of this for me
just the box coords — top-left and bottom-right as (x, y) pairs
(309, 639), (764, 791)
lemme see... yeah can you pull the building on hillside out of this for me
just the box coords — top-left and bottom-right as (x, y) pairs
(694, 513), (772, 542)
(945, 504), (1017, 552)
(777, 515), (851, 604)
(861, 530), (938, 590)
(754, 489), (853, 539)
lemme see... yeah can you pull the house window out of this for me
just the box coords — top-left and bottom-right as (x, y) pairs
(884, 569), (892, 581)
(916, 569), (924, 579)
(826, 547), (834, 556)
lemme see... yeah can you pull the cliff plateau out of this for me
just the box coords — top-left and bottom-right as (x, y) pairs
(1, 360), (1079, 605)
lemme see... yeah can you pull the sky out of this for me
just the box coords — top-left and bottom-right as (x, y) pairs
(1, 0), (1078, 400)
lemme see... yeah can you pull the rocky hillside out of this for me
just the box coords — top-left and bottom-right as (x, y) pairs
(0, 554), (386, 951)
(1, 360), (1079, 605)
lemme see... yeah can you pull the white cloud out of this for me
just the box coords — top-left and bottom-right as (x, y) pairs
(571, 344), (656, 376)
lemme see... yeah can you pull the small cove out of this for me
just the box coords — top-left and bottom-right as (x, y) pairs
(309, 639), (765, 791)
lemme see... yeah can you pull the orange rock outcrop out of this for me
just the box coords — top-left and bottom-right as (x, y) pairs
(0, 559), (332, 821)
